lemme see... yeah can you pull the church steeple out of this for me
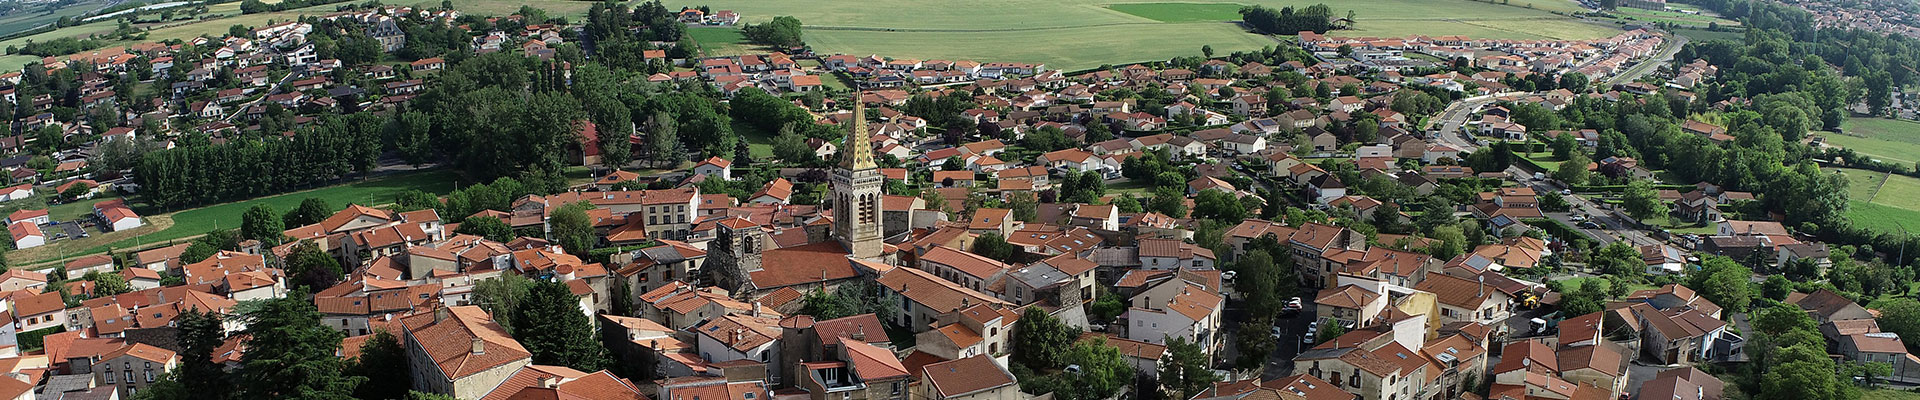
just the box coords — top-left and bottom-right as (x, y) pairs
(832, 93), (884, 260)
(838, 98), (877, 171)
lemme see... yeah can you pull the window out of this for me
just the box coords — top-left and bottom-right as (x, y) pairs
(125, 371), (134, 382)
(105, 368), (115, 384)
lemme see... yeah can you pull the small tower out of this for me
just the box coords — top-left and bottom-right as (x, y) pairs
(832, 97), (885, 259)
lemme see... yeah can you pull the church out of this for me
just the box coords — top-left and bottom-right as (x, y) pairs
(708, 98), (897, 300)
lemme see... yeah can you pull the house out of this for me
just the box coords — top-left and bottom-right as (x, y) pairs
(1413, 273), (1512, 327)
(402, 306), (533, 398)
(13, 290), (65, 332)
(95, 342), (178, 399)
(918, 355), (1020, 400)
(478, 365), (647, 399)
(7, 222), (41, 250)
(65, 254), (116, 277)
(1122, 276), (1224, 356)
(94, 200), (142, 231)
(7, 209), (47, 226)
(0, 184), (29, 201)
(693, 157), (733, 180)
(1635, 367), (1724, 400)
(692, 313), (786, 382)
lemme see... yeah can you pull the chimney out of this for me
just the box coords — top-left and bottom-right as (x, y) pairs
(471, 337), (485, 355)
(752, 301), (763, 317)
(434, 307), (449, 323)
(852, 326), (867, 341)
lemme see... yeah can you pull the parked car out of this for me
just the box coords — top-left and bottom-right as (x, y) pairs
(1302, 321), (1319, 344)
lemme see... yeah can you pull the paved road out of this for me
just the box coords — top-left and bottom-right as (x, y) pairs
(1606, 33), (1689, 87)
(1428, 95), (1502, 151)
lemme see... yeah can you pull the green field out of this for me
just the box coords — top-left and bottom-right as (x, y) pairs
(0, 0), (106, 37)
(1608, 6), (1737, 27)
(1824, 118), (1920, 165)
(1835, 168), (1920, 234)
(1865, 390), (1920, 400)
(674, 0), (1617, 69)
(1107, 3), (1248, 22)
(1672, 27), (1742, 42)
(688, 27), (757, 57)
(15, 169), (462, 266)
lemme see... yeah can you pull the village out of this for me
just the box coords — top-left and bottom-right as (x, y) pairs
(0, 2), (1891, 400)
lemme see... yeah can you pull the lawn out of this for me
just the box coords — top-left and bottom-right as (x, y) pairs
(13, 169), (462, 266)
(673, 0), (1619, 70)
(1824, 118), (1920, 165)
(1865, 390), (1920, 400)
(1107, 3), (1249, 22)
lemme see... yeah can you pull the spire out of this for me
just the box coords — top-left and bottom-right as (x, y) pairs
(838, 95), (878, 170)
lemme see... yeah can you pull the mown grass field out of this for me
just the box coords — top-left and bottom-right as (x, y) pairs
(1824, 118), (1920, 165)
(676, 0), (1615, 70)
(1835, 167), (1920, 234)
(1107, 3), (1248, 22)
(14, 169), (461, 266)
(687, 27), (759, 57)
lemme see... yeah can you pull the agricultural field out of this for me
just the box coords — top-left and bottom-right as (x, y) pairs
(13, 169), (461, 267)
(1822, 118), (1920, 165)
(1107, 3), (1247, 22)
(1834, 168), (1920, 234)
(0, 0), (107, 37)
(675, 0), (1616, 70)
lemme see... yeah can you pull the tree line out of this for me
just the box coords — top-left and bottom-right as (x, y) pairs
(1238, 4), (1336, 35)
(134, 113), (385, 209)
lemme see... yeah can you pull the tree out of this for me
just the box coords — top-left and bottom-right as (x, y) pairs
(1688, 256), (1753, 313)
(183, 229), (241, 264)
(83, 271), (129, 297)
(394, 190), (440, 212)
(1878, 298), (1920, 353)
(1553, 152), (1590, 185)
(740, 16), (804, 47)
(455, 216), (516, 242)
(137, 309), (230, 400)
(1316, 322), (1347, 344)
(1157, 337), (1218, 400)
(283, 198), (333, 227)
(1621, 179), (1667, 221)
(59, 183), (89, 201)
(1192, 190), (1248, 223)
(474, 274), (534, 334)
(647, 111), (683, 168)
(1011, 307), (1078, 370)
(1016, 340), (1133, 400)
(1233, 318), (1277, 370)
(972, 232), (1020, 260)
(1201, 45), (1215, 58)
(1009, 192), (1038, 222)
(550, 201), (597, 256)
(514, 279), (611, 371)
(241, 204), (285, 245)
(771, 124), (814, 164)
(284, 241), (343, 292)
(239, 292), (364, 399)
(1148, 187), (1188, 217)
(352, 329), (410, 400)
